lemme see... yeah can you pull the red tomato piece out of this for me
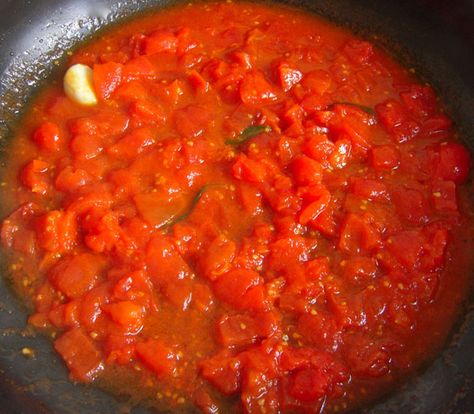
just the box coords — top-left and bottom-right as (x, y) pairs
(267, 236), (309, 272)
(33, 121), (62, 152)
(35, 209), (77, 253)
(351, 178), (389, 202)
(303, 134), (335, 162)
(102, 301), (144, 333)
(188, 69), (209, 92)
(192, 282), (215, 312)
(174, 104), (211, 138)
(217, 313), (267, 347)
(399, 85), (436, 119)
(55, 166), (91, 192)
(431, 180), (457, 211)
(240, 71), (278, 107)
(70, 134), (104, 160)
(146, 236), (193, 286)
(392, 187), (429, 224)
(433, 142), (471, 183)
(1, 203), (39, 254)
(232, 154), (268, 183)
(93, 62), (123, 100)
(339, 214), (381, 254)
(343, 40), (373, 64)
(200, 352), (242, 395)
(104, 334), (137, 365)
(376, 99), (420, 143)
(288, 367), (330, 402)
(54, 328), (103, 382)
(123, 56), (155, 80)
(21, 159), (49, 194)
(388, 230), (425, 269)
(299, 187), (331, 225)
(48, 253), (106, 299)
(48, 300), (80, 329)
(329, 139), (352, 169)
(298, 312), (340, 352)
(370, 145), (399, 170)
(143, 30), (178, 55)
(291, 155), (323, 186)
(343, 334), (390, 378)
(128, 99), (166, 126)
(341, 256), (377, 284)
(135, 339), (177, 377)
(301, 69), (332, 95)
(200, 234), (236, 280)
(213, 268), (266, 312)
(108, 126), (156, 159)
(162, 278), (194, 310)
(274, 61), (302, 92)
(238, 183), (263, 215)
(421, 114), (453, 138)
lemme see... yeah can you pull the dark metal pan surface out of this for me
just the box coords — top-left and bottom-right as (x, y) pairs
(0, 0), (473, 413)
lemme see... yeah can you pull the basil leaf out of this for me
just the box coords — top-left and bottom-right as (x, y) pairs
(168, 186), (208, 226)
(226, 125), (272, 146)
(330, 102), (375, 116)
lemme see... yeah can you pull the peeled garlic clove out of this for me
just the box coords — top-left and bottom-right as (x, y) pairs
(63, 64), (98, 106)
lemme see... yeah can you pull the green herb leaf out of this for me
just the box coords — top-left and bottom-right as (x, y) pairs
(225, 125), (272, 146)
(168, 186), (208, 226)
(330, 102), (375, 116)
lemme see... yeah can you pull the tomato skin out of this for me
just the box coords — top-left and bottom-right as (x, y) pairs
(33, 122), (62, 151)
(433, 142), (471, 183)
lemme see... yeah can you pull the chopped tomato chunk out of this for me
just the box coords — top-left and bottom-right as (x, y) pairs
(54, 328), (103, 382)
(135, 339), (177, 377)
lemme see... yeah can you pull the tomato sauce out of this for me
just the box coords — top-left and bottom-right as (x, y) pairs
(1, 1), (474, 413)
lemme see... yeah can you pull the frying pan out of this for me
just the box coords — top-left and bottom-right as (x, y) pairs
(0, 0), (473, 413)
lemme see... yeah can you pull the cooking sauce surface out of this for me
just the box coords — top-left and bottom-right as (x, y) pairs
(1, 2), (473, 413)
